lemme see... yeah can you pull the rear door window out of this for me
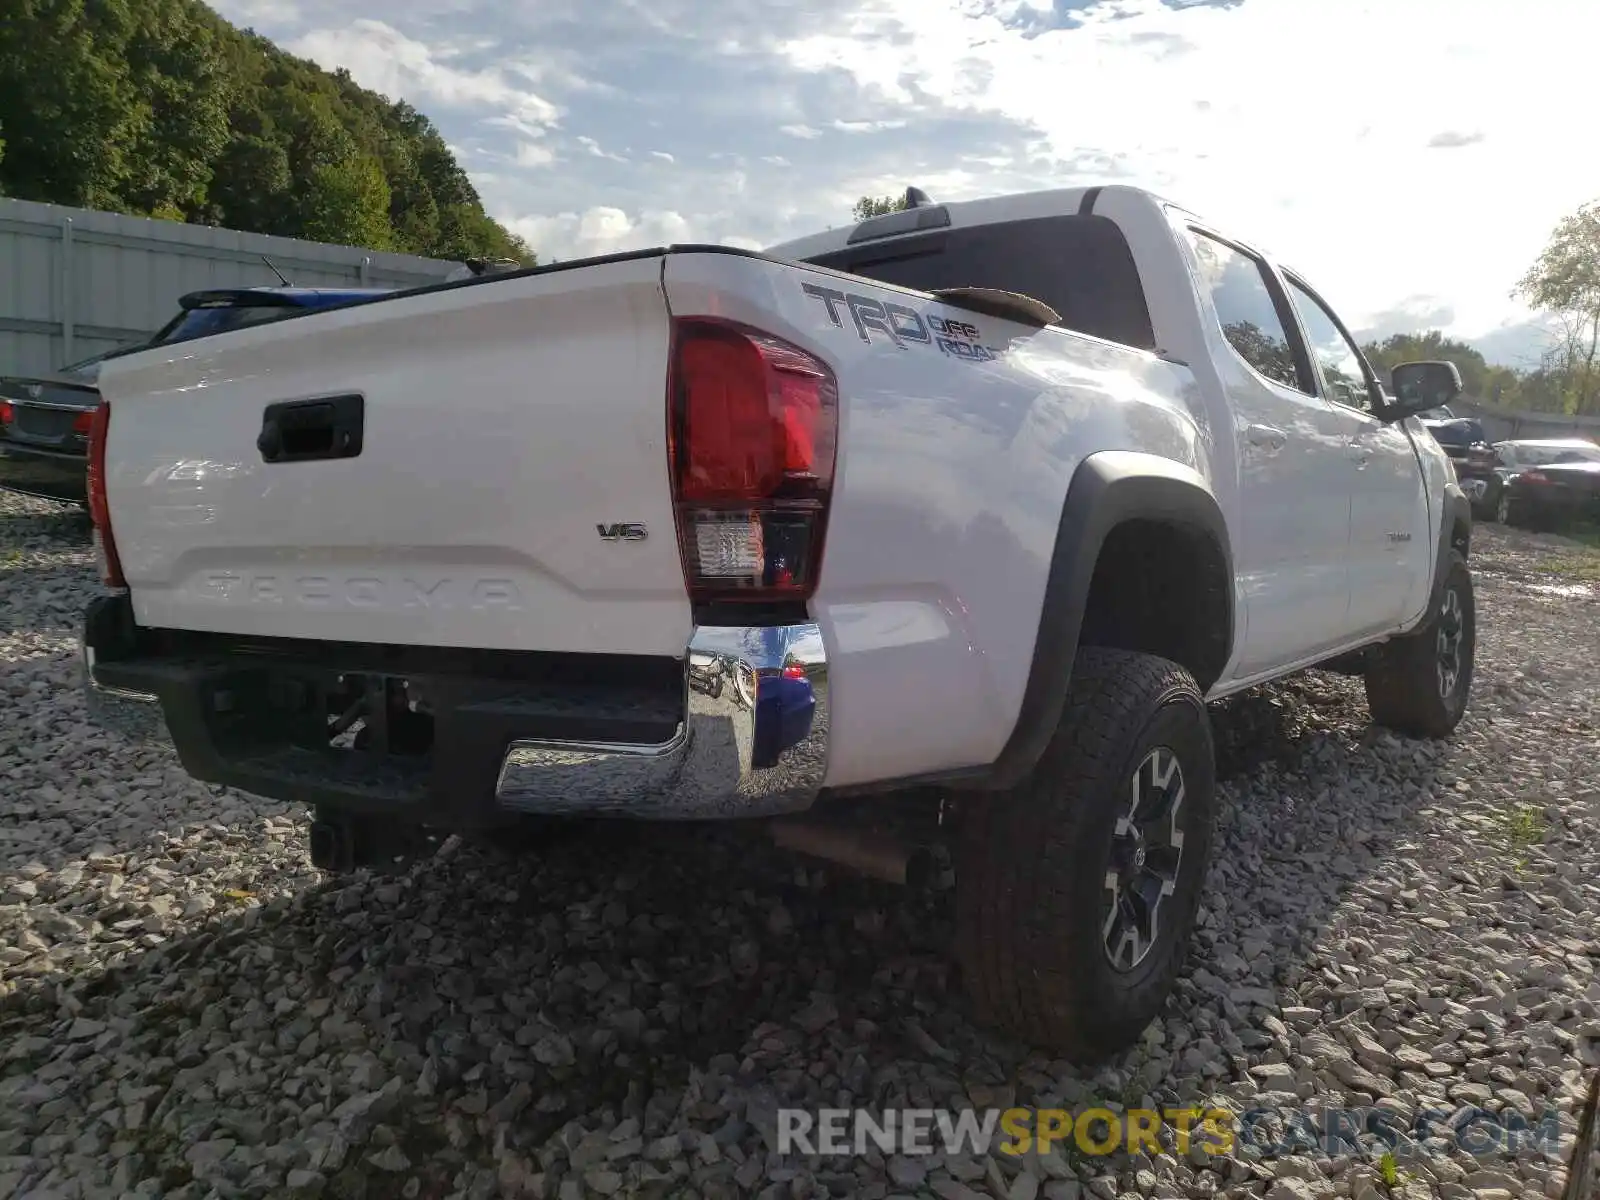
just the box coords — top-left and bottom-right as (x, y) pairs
(156, 304), (297, 345)
(1181, 228), (1308, 393)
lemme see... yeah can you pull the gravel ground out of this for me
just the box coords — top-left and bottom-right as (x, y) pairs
(1, 490), (1598, 1200)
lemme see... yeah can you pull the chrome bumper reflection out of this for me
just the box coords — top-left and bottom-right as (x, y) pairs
(80, 643), (166, 743)
(494, 623), (829, 818)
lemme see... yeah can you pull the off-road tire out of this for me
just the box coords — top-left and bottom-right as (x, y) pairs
(1364, 550), (1474, 738)
(955, 647), (1216, 1059)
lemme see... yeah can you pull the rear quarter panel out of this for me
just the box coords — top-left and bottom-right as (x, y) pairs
(664, 251), (1211, 788)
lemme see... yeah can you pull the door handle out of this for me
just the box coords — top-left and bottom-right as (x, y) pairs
(1246, 423), (1287, 452)
(258, 394), (364, 463)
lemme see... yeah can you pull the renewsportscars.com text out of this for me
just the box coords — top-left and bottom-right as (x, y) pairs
(776, 1105), (1565, 1161)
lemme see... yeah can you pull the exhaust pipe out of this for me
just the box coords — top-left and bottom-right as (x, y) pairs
(769, 819), (932, 887)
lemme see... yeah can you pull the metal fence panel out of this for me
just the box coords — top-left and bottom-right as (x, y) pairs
(1455, 399), (1600, 444)
(0, 197), (462, 374)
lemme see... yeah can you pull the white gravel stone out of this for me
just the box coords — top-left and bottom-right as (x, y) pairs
(2, 495), (1598, 1199)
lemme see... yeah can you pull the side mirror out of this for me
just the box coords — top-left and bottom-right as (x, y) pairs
(1383, 360), (1463, 421)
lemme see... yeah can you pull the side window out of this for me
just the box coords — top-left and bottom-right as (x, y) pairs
(1283, 278), (1373, 412)
(1182, 228), (1305, 393)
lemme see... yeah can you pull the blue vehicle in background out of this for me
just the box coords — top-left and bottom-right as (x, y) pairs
(1, 286), (391, 506)
(752, 661), (818, 769)
(688, 628), (819, 771)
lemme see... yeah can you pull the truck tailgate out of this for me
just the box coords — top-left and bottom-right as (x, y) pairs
(97, 254), (692, 656)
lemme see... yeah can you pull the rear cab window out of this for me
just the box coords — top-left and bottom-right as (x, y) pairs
(152, 303), (298, 347)
(1518, 444), (1600, 466)
(802, 213), (1158, 353)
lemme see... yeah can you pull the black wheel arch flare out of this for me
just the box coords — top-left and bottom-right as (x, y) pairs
(1428, 481), (1473, 613)
(974, 450), (1235, 793)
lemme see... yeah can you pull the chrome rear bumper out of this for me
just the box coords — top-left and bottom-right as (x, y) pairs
(82, 619), (828, 821)
(494, 624), (828, 817)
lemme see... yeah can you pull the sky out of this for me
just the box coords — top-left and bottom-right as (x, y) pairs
(208, 0), (1597, 366)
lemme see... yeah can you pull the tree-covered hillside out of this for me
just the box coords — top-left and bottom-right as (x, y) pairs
(0, 0), (531, 263)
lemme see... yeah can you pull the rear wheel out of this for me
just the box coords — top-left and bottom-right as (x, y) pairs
(1364, 550), (1474, 738)
(955, 648), (1216, 1059)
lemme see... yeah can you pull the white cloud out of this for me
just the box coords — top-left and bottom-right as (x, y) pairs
(506, 207), (694, 260)
(576, 136), (628, 163)
(513, 142), (554, 168)
(212, 0), (1600, 346)
(831, 119), (908, 134)
(777, 0), (1600, 338)
(287, 19), (559, 131)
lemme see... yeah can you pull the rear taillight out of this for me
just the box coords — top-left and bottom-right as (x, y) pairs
(72, 410), (94, 436)
(0, 400), (12, 427)
(86, 401), (126, 589)
(1521, 470), (1549, 485)
(667, 318), (838, 603)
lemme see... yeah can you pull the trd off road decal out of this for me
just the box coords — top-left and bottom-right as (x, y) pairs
(801, 282), (1006, 363)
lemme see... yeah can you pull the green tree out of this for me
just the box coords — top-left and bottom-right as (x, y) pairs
(301, 153), (393, 250)
(0, 0), (143, 209)
(205, 133), (294, 234)
(1479, 364), (1523, 408)
(1513, 200), (1600, 415)
(1224, 321), (1298, 390)
(852, 194), (907, 221)
(119, 0), (230, 216)
(0, 0), (533, 261)
(434, 203), (532, 263)
(1360, 331), (1489, 398)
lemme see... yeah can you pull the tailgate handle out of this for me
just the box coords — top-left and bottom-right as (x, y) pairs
(258, 394), (364, 463)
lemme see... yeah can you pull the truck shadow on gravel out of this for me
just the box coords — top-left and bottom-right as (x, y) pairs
(0, 670), (1460, 1198)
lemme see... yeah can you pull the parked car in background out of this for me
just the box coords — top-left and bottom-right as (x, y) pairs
(0, 286), (392, 505)
(1485, 438), (1600, 530)
(1418, 407), (1497, 514)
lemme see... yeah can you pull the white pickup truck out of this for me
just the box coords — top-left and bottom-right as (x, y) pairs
(80, 183), (1475, 1058)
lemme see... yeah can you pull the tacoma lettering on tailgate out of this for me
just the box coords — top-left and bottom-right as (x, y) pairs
(192, 573), (526, 611)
